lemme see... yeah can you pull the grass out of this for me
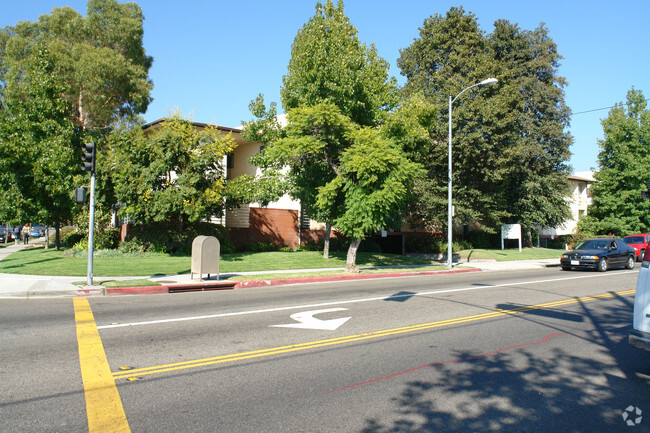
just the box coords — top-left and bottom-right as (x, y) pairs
(458, 247), (563, 261)
(0, 245), (563, 278)
(0, 247), (434, 277)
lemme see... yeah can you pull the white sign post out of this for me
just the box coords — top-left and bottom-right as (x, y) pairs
(501, 224), (522, 252)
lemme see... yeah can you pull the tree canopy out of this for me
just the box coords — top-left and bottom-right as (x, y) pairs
(280, 0), (398, 127)
(0, 0), (153, 243)
(578, 88), (650, 236)
(108, 112), (237, 230)
(396, 7), (572, 239)
(244, 0), (410, 267)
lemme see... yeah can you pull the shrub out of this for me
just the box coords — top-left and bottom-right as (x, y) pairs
(124, 221), (235, 255)
(465, 230), (491, 249)
(359, 240), (382, 253)
(249, 242), (279, 253)
(404, 235), (443, 253)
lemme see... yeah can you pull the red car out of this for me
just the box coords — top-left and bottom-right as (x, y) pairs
(623, 234), (650, 261)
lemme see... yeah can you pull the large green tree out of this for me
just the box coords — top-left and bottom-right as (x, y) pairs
(0, 44), (76, 243)
(278, 103), (422, 271)
(0, 0), (153, 244)
(280, 0), (398, 127)
(397, 7), (503, 233)
(489, 20), (572, 239)
(578, 89), (650, 235)
(243, 0), (401, 262)
(108, 112), (237, 231)
(396, 7), (572, 241)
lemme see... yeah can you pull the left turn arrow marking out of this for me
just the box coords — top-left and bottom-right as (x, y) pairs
(271, 308), (351, 330)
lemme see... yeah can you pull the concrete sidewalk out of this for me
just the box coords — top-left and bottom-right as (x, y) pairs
(0, 242), (561, 298)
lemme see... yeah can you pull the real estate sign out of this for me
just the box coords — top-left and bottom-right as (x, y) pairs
(501, 224), (522, 252)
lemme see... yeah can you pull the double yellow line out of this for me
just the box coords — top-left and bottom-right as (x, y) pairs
(111, 288), (635, 380)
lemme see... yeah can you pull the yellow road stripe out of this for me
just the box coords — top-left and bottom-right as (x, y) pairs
(113, 288), (635, 380)
(74, 297), (131, 433)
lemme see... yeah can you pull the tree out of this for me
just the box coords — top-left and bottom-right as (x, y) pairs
(0, 43), (76, 248)
(578, 89), (650, 236)
(489, 20), (572, 242)
(397, 7), (504, 233)
(38, 0), (153, 131)
(244, 0), (400, 262)
(279, 103), (422, 271)
(0, 0), (153, 246)
(108, 111), (237, 231)
(281, 0), (398, 127)
(396, 8), (572, 241)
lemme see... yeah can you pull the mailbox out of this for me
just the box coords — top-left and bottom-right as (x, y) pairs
(191, 236), (220, 281)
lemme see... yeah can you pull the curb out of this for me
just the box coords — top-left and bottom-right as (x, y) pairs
(78, 267), (481, 296)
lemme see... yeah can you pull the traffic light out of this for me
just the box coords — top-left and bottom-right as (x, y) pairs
(81, 142), (96, 172)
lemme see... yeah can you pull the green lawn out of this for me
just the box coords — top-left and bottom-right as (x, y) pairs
(459, 247), (563, 261)
(0, 246), (564, 277)
(0, 247), (433, 277)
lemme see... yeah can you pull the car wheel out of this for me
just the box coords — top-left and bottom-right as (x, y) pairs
(640, 249), (645, 262)
(626, 255), (636, 269)
(562, 266), (571, 271)
(598, 258), (608, 272)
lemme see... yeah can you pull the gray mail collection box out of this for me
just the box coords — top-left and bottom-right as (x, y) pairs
(191, 236), (220, 280)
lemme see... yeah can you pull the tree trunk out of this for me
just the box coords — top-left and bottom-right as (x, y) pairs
(323, 222), (332, 259)
(345, 238), (361, 273)
(55, 219), (61, 250)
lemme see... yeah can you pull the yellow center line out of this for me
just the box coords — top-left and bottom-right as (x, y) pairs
(113, 288), (635, 380)
(74, 297), (131, 433)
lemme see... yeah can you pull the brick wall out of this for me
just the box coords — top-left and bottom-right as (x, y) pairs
(228, 208), (300, 249)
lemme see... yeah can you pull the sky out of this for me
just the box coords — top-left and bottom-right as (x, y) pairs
(2, 0), (649, 174)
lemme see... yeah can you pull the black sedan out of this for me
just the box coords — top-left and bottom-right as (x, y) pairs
(561, 238), (636, 272)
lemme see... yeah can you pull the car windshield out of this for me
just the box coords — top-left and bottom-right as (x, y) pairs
(624, 236), (645, 244)
(576, 240), (609, 250)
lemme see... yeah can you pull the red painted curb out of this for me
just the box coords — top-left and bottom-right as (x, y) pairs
(86, 267), (480, 296)
(234, 267), (480, 289)
(106, 286), (169, 296)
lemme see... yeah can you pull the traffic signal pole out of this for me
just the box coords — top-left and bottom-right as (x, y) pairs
(87, 170), (95, 286)
(81, 142), (96, 286)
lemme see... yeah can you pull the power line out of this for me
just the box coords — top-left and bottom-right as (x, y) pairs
(572, 98), (650, 116)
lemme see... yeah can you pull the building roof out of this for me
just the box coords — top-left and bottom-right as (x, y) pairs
(143, 118), (242, 134)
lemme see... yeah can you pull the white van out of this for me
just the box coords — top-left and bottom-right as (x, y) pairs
(630, 258), (650, 351)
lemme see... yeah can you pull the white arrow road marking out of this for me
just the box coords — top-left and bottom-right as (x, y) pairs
(271, 308), (351, 330)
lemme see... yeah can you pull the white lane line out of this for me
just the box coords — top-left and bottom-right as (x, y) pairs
(96, 272), (628, 329)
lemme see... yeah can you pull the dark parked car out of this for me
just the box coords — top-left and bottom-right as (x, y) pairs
(561, 238), (636, 272)
(623, 233), (650, 261)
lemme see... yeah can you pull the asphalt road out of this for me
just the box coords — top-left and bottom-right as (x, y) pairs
(2, 267), (649, 432)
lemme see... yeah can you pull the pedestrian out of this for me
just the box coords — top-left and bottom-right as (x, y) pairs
(23, 223), (30, 245)
(13, 226), (19, 245)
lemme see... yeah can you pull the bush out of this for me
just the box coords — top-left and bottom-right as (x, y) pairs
(248, 242), (279, 253)
(124, 221), (235, 255)
(61, 228), (85, 248)
(465, 230), (492, 249)
(359, 240), (382, 253)
(404, 235), (444, 253)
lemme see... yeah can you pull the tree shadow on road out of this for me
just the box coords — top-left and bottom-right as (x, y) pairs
(360, 293), (650, 432)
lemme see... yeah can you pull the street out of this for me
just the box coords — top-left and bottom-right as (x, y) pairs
(2, 267), (649, 432)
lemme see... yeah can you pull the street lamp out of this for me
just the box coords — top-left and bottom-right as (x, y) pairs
(447, 78), (498, 269)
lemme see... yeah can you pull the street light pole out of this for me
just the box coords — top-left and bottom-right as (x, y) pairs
(447, 78), (498, 269)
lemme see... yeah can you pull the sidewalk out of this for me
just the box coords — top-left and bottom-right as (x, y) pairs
(0, 242), (560, 298)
